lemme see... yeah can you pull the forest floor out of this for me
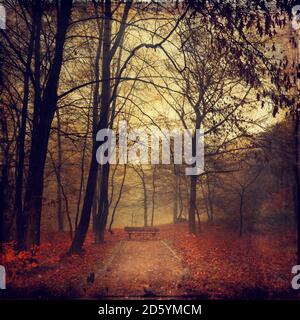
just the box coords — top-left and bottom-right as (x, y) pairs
(0, 222), (299, 299)
(92, 240), (186, 298)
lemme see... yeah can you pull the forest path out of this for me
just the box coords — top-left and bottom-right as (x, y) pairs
(91, 240), (187, 298)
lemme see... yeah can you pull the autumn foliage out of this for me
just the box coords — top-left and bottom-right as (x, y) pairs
(1, 223), (297, 299)
(161, 224), (297, 298)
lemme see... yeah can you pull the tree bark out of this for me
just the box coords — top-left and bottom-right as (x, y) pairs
(206, 175), (214, 223)
(173, 174), (178, 223)
(200, 178), (211, 221)
(94, 0), (112, 244)
(239, 191), (244, 237)
(56, 109), (64, 233)
(142, 173), (148, 228)
(293, 108), (300, 264)
(22, 0), (73, 249)
(109, 164), (127, 232)
(188, 113), (201, 234)
(0, 108), (10, 246)
(189, 175), (197, 234)
(70, 0), (112, 250)
(15, 23), (35, 250)
(92, 173), (98, 234)
(96, 163), (110, 242)
(151, 166), (156, 226)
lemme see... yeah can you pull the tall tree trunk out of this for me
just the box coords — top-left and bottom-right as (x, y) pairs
(69, 146), (99, 253)
(178, 177), (184, 219)
(91, 0), (103, 235)
(0, 108), (10, 247)
(109, 164), (127, 232)
(92, 173), (98, 234)
(96, 163), (110, 242)
(200, 178), (211, 221)
(188, 119), (200, 234)
(196, 205), (201, 232)
(15, 25), (35, 250)
(98, 30), (125, 238)
(96, 0), (130, 242)
(142, 174), (148, 227)
(0, 160), (4, 253)
(97, 17), (125, 241)
(75, 103), (91, 231)
(206, 176), (214, 223)
(16, 1), (42, 250)
(22, 0), (73, 249)
(293, 108), (300, 264)
(239, 191), (244, 237)
(94, 0), (112, 244)
(133, 167), (148, 228)
(69, 0), (130, 252)
(24, 118), (54, 246)
(184, 177), (190, 220)
(151, 166), (156, 226)
(49, 151), (72, 240)
(56, 109), (64, 232)
(173, 174), (178, 223)
(189, 175), (197, 234)
(70, 0), (111, 250)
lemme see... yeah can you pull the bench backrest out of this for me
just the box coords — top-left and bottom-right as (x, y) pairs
(124, 226), (160, 232)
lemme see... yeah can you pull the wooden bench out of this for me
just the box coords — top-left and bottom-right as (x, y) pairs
(124, 226), (160, 239)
